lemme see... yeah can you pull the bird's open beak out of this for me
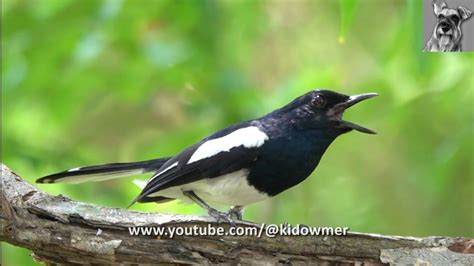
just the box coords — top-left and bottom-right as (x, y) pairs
(333, 93), (378, 134)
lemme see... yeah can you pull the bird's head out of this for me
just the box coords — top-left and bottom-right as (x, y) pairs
(276, 89), (378, 135)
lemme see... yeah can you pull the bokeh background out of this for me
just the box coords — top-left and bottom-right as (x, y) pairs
(2, 0), (473, 264)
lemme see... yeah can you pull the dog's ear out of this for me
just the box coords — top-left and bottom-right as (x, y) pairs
(458, 6), (472, 21)
(433, 2), (447, 16)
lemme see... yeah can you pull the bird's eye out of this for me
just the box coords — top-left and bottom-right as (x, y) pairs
(311, 94), (326, 108)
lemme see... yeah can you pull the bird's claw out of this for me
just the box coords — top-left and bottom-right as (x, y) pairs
(208, 209), (236, 226)
(227, 207), (243, 220)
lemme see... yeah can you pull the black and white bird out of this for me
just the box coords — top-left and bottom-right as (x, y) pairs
(37, 89), (377, 222)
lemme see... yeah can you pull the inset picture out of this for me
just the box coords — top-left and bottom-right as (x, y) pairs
(423, 0), (473, 52)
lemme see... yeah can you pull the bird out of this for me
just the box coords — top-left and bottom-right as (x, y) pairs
(37, 89), (378, 222)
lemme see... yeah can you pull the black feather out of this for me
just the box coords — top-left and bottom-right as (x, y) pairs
(36, 157), (171, 184)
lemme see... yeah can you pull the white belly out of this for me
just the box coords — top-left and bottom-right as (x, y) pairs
(147, 169), (269, 206)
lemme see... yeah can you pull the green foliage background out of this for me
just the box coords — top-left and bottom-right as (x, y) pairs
(2, 0), (473, 264)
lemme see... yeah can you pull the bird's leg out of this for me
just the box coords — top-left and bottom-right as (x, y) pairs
(183, 191), (235, 224)
(227, 205), (244, 220)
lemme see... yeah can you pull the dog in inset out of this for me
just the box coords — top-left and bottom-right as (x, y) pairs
(424, 1), (472, 52)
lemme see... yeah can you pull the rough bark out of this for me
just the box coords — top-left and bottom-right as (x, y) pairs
(1, 163), (473, 265)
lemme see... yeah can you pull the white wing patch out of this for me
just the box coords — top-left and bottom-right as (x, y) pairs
(149, 161), (178, 182)
(188, 126), (268, 164)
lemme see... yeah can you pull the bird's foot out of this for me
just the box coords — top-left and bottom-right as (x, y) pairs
(208, 208), (236, 225)
(227, 206), (244, 220)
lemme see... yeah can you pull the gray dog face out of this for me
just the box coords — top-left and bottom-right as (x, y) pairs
(428, 1), (472, 51)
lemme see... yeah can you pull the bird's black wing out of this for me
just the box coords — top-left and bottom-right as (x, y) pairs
(133, 122), (267, 203)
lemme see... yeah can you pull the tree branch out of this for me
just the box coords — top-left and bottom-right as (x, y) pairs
(1, 164), (473, 265)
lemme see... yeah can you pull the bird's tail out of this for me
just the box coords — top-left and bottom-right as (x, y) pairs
(36, 157), (171, 184)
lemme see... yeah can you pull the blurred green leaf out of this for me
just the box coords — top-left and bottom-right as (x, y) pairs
(338, 0), (359, 43)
